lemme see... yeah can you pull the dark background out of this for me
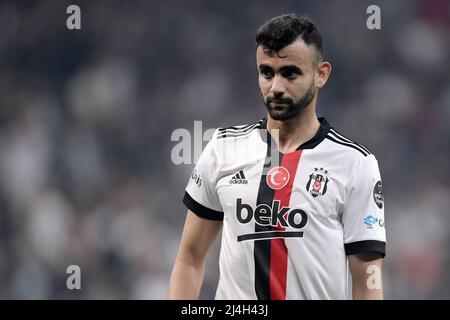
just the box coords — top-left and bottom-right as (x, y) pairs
(0, 0), (449, 299)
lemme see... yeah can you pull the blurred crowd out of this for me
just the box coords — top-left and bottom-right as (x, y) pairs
(0, 0), (449, 299)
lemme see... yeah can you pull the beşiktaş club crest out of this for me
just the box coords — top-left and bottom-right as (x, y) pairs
(306, 167), (329, 198)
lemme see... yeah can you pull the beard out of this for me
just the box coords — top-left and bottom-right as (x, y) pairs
(263, 81), (316, 121)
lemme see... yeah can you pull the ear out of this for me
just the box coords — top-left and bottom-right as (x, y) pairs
(315, 61), (332, 88)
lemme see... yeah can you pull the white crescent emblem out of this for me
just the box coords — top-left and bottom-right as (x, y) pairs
(266, 166), (290, 190)
(270, 171), (282, 186)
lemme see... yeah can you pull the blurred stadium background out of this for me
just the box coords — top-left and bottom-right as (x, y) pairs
(0, 0), (449, 299)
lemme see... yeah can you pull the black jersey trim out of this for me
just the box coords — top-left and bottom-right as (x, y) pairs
(182, 192), (224, 221)
(217, 125), (262, 139)
(329, 128), (371, 154)
(259, 117), (330, 150)
(217, 122), (262, 139)
(344, 240), (386, 258)
(253, 138), (278, 300)
(327, 131), (371, 155)
(325, 134), (370, 157)
(218, 121), (262, 132)
(238, 231), (304, 242)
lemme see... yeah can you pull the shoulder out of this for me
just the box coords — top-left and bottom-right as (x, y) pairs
(215, 119), (264, 140)
(324, 126), (373, 159)
(323, 126), (381, 180)
(205, 119), (265, 165)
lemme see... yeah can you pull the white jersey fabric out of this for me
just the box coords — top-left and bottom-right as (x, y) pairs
(183, 117), (386, 300)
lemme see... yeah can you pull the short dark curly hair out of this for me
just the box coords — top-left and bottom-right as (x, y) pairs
(255, 14), (323, 62)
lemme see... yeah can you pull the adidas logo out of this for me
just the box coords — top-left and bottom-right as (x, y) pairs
(229, 170), (248, 184)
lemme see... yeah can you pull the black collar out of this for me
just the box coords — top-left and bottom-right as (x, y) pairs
(259, 117), (330, 150)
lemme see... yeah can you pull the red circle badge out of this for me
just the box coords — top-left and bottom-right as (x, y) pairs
(266, 166), (290, 190)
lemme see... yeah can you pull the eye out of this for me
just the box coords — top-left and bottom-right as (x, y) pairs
(260, 69), (274, 79)
(281, 69), (298, 80)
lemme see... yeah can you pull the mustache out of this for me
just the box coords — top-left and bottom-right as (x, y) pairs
(266, 97), (293, 104)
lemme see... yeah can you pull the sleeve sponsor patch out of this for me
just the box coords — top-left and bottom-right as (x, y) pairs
(373, 180), (383, 209)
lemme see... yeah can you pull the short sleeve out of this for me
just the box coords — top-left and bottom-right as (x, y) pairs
(342, 154), (386, 257)
(183, 130), (224, 221)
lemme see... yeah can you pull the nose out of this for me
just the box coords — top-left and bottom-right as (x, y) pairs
(269, 75), (286, 98)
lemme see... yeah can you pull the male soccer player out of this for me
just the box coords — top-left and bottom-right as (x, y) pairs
(168, 14), (386, 300)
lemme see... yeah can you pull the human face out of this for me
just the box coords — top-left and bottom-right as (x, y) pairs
(257, 38), (319, 121)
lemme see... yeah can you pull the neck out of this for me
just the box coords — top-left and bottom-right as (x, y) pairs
(266, 102), (320, 154)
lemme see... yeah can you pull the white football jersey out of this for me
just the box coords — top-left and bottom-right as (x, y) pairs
(183, 117), (386, 300)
